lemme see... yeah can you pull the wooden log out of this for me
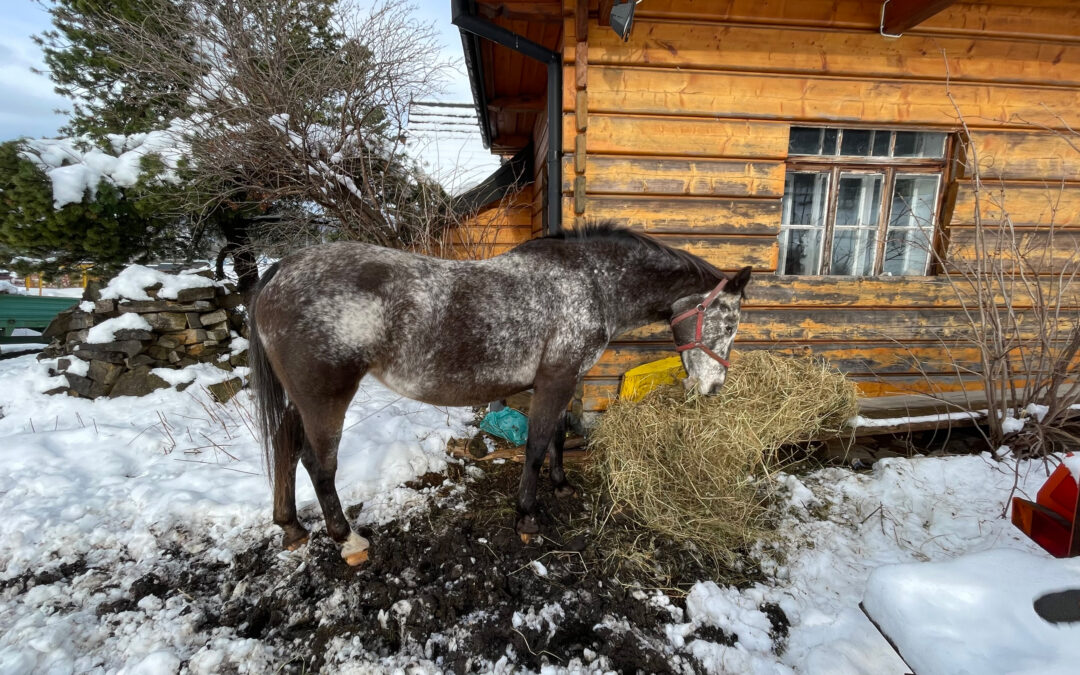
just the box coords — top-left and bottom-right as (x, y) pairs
(565, 114), (789, 158)
(947, 227), (1080, 274)
(562, 156), (785, 198)
(951, 183), (1080, 228)
(968, 132), (1080, 183)
(588, 21), (1080, 87)
(583, 66), (1080, 130)
(570, 195), (781, 235)
(617, 307), (1077, 342)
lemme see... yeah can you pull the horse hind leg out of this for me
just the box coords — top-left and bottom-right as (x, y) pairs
(272, 404), (310, 550)
(294, 377), (370, 565)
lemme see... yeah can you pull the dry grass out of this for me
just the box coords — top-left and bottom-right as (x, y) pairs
(589, 351), (857, 569)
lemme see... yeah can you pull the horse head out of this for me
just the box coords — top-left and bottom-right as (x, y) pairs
(670, 266), (752, 395)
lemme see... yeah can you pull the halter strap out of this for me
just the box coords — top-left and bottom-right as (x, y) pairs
(670, 277), (732, 368)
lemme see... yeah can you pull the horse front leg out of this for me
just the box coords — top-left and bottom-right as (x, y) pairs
(517, 375), (576, 538)
(547, 411), (575, 499)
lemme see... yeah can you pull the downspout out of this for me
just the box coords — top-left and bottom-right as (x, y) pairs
(452, 0), (563, 236)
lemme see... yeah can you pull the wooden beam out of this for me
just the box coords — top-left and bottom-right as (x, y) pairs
(881, 0), (957, 35)
(487, 95), (545, 113)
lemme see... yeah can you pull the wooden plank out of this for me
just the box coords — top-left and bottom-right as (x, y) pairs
(630, 0), (1080, 43)
(571, 195), (781, 235)
(951, 183), (1080, 228)
(947, 227), (1080, 274)
(581, 373), (988, 412)
(618, 307), (1075, 342)
(587, 341), (987, 378)
(968, 132), (1080, 182)
(882, 0), (958, 35)
(584, 66), (1080, 130)
(561, 156), (785, 198)
(744, 275), (1080, 309)
(566, 114), (790, 158)
(655, 234), (778, 271)
(588, 22), (1080, 87)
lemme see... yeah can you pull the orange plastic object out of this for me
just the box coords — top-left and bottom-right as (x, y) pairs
(1012, 455), (1080, 558)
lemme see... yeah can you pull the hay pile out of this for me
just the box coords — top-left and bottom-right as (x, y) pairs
(591, 351), (857, 567)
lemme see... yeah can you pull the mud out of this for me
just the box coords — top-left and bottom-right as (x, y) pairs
(30, 461), (789, 672)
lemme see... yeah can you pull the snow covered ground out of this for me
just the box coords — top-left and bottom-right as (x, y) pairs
(0, 345), (1074, 673)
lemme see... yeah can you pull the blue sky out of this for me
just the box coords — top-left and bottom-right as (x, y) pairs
(0, 1), (497, 189)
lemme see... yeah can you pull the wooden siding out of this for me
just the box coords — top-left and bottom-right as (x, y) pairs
(448, 190), (533, 260)
(562, 0), (1080, 412)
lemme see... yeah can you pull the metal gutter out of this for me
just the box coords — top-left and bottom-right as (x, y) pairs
(452, 0), (563, 235)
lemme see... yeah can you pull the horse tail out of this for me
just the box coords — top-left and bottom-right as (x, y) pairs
(248, 262), (296, 486)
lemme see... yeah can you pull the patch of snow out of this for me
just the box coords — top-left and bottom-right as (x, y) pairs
(63, 358), (90, 378)
(1025, 403), (1050, 423)
(86, 313), (152, 344)
(1063, 454), (1080, 485)
(1001, 415), (1026, 434)
(78, 300), (94, 312)
(849, 410), (980, 428)
(863, 549), (1080, 675)
(99, 265), (220, 302)
(0, 280), (22, 294)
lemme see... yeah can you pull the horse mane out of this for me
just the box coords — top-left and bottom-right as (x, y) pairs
(545, 222), (725, 283)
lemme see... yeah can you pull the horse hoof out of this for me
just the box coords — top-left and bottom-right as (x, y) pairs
(284, 534), (309, 552)
(344, 550), (369, 566)
(516, 514), (539, 537)
(554, 483), (576, 499)
(340, 531), (370, 566)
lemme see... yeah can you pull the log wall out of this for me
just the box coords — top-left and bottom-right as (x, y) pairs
(562, 0), (1080, 411)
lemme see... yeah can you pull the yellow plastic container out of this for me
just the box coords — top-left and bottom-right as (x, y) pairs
(619, 356), (687, 402)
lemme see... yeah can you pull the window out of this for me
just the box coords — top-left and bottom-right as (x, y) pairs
(779, 127), (948, 276)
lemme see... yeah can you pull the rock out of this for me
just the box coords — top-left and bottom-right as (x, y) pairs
(112, 329), (154, 341)
(72, 349), (128, 364)
(142, 312), (187, 332)
(166, 328), (208, 345)
(118, 300), (215, 313)
(57, 357), (72, 372)
(67, 313), (93, 331)
(65, 330), (89, 348)
(43, 386), (73, 396)
(185, 312), (203, 328)
(77, 339), (144, 358)
(230, 351), (248, 368)
(127, 354), (155, 368)
(147, 345), (170, 361)
(108, 366), (170, 398)
(199, 309), (227, 326)
(156, 335), (181, 349)
(87, 360), (123, 386)
(206, 328), (230, 342)
(208, 377), (244, 403)
(66, 373), (110, 398)
(176, 286), (216, 302)
(145, 282), (163, 298)
(94, 299), (116, 314)
(167, 350), (181, 364)
(42, 310), (74, 341)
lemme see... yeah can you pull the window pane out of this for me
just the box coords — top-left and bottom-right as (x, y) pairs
(822, 128), (839, 155)
(840, 129), (872, 156)
(789, 127), (823, 155)
(782, 172), (829, 226)
(889, 175), (940, 229)
(830, 227), (877, 276)
(893, 131), (946, 158)
(779, 228), (823, 275)
(872, 130), (892, 156)
(883, 230), (932, 276)
(835, 174), (883, 226)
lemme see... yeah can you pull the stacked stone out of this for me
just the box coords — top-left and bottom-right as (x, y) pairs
(41, 275), (248, 401)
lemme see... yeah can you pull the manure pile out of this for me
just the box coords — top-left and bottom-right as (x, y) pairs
(591, 351), (857, 566)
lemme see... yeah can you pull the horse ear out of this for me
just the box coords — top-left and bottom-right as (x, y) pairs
(725, 266), (752, 298)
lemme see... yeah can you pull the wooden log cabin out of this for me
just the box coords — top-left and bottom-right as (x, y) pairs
(450, 0), (1080, 420)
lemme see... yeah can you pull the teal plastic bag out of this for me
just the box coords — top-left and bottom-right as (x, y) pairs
(479, 408), (529, 446)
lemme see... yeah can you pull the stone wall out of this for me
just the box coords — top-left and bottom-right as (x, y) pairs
(40, 272), (249, 401)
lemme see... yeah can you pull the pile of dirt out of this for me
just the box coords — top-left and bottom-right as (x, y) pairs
(92, 462), (789, 672)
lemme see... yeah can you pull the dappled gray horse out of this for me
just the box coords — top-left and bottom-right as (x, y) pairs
(248, 224), (751, 565)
